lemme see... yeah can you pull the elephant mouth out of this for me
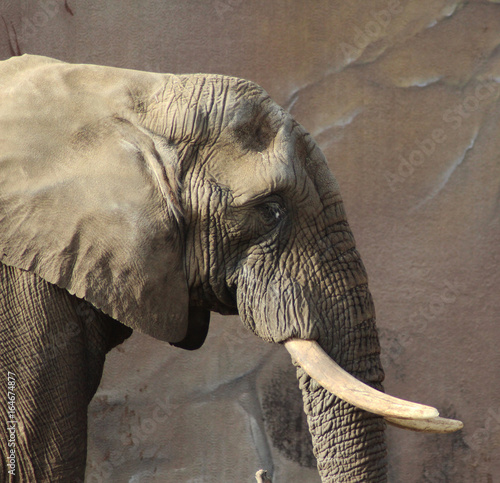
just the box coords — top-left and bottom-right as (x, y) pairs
(284, 339), (463, 433)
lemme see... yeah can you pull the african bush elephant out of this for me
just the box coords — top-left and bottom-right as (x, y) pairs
(0, 55), (462, 482)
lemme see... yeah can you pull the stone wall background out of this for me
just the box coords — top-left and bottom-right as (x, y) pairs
(1, 1), (499, 481)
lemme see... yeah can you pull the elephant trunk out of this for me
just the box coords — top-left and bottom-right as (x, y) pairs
(298, 373), (387, 482)
(235, 178), (461, 480)
(294, 278), (388, 482)
(283, 248), (461, 480)
(236, 226), (390, 480)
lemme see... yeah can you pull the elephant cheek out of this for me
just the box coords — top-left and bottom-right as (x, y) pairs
(236, 271), (320, 343)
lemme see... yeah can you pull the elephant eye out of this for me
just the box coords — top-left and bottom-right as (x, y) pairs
(258, 201), (286, 227)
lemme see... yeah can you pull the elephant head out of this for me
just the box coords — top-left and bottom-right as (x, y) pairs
(0, 55), (462, 482)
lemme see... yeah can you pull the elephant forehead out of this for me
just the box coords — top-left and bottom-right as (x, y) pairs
(211, 145), (322, 211)
(229, 151), (301, 205)
(209, 115), (339, 210)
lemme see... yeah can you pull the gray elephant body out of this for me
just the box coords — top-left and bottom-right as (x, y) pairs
(0, 263), (131, 481)
(0, 55), (387, 482)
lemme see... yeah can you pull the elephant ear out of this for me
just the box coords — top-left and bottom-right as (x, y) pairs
(0, 55), (195, 343)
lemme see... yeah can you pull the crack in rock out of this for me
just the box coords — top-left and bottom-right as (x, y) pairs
(412, 130), (479, 211)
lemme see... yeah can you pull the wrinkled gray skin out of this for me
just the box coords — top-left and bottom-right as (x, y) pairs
(0, 55), (386, 482)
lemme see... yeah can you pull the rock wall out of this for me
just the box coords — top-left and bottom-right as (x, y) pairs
(1, 1), (499, 481)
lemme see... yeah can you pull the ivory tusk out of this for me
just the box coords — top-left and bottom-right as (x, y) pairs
(385, 416), (464, 433)
(284, 339), (439, 420)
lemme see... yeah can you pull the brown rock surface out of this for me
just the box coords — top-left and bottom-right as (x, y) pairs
(1, 1), (498, 481)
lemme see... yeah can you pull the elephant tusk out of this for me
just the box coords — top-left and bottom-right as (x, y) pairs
(284, 339), (439, 420)
(385, 416), (464, 433)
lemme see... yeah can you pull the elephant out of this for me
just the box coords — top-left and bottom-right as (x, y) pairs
(0, 54), (462, 482)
